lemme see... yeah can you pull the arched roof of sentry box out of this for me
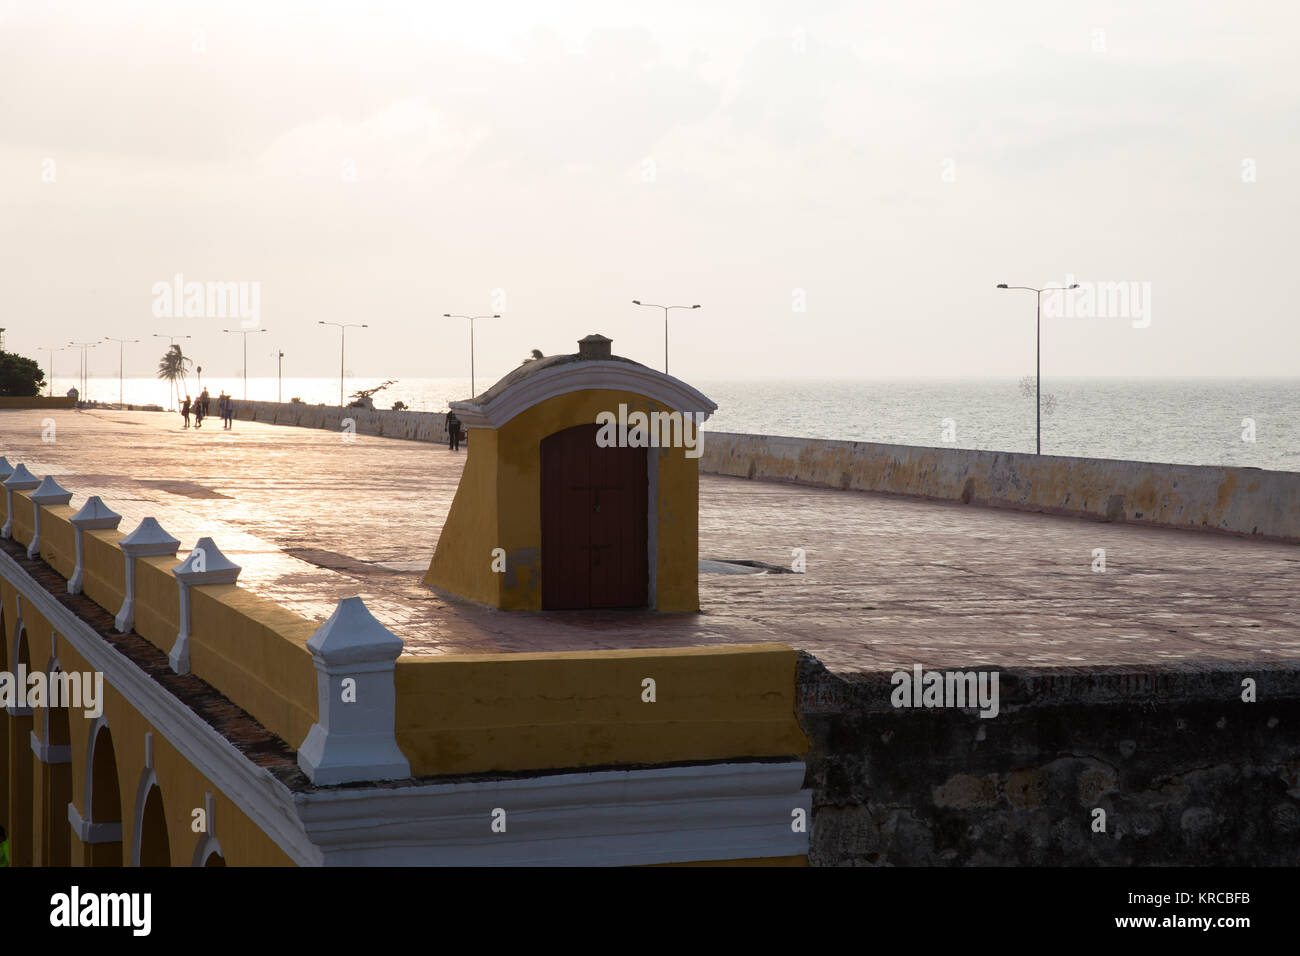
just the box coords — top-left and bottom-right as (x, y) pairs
(450, 334), (717, 429)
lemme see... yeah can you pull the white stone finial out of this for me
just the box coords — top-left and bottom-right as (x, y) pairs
(27, 475), (73, 560)
(169, 537), (242, 674)
(0, 456), (13, 479)
(114, 517), (180, 633)
(1, 463), (40, 539)
(68, 496), (122, 595)
(297, 597), (410, 786)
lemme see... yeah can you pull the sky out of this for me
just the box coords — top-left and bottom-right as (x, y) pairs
(3, 0), (1298, 383)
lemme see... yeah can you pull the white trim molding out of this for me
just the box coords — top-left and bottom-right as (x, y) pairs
(28, 475), (72, 560)
(297, 597), (410, 786)
(170, 537), (242, 674)
(293, 760), (811, 866)
(451, 360), (717, 430)
(68, 802), (124, 845)
(1, 462), (40, 539)
(31, 729), (72, 764)
(68, 496), (121, 595)
(114, 517), (180, 633)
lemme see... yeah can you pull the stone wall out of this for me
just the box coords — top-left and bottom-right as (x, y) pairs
(797, 653), (1300, 865)
(701, 432), (1300, 543)
(230, 399), (448, 443)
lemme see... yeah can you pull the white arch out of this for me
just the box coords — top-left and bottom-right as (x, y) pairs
(70, 715), (123, 845)
(192, 834), (225, 867)
(451, 360), (717, 429)
(130, 767), (164, 867)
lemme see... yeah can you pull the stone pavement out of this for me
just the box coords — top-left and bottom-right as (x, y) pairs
(2, 408), (1297, 672)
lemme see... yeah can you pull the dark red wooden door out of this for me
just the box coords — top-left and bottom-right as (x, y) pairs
(541, 423), (648, 609)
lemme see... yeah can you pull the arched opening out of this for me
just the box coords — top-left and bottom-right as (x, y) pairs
(541, 422), (648, 609)
(86, 722), (124, 866)
(135, 782), (171, 867)
(5, 627), (35, 866)
(40, 665), (73, 866)
(204, 850), (226, 867)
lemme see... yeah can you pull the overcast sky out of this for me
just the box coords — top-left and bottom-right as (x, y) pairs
(3, 0), (1298, 382)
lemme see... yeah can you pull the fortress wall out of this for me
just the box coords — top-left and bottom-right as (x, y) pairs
(797, 654), (1300, 866)
(700, 432), (1300, 543)
(231, 399), (448, 443)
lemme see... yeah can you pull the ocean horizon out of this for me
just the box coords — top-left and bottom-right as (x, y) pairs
(49, 374), (1300, 473)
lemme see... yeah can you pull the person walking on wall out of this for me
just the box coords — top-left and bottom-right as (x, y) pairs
(223, 394), (236, 429)
(446, 409), (461, 451)
(194, 394), (205, 428)
(200, 387), (211, 419)
(181, 395), (192, 428)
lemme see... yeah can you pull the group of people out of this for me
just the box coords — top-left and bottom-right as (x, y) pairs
(180, 388), (236, 430)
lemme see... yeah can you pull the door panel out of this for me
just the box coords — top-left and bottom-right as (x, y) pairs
(541, 423), (647, 609)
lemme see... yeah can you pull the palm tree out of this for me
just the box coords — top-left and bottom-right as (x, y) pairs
(156, 344), (192, 410)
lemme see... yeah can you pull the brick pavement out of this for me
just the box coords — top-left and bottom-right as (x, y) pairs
(2, 408), (1297, 672)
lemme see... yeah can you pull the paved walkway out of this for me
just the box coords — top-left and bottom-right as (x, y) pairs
(3, 408), (1297, 672)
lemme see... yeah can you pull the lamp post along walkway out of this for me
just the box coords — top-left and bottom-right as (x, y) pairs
(632, 300), (700, 375)
(319, 322), (367, 407)
(996, 282), (1080, 455)
(443, 313), (499, 398)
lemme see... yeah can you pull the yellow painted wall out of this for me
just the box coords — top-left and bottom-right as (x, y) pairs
(394, 643), (807, 776)
(424, 428), (501, 605)
(133, 557), (181, 655)
(81, 530), (126, 617)
(9, 490), (35, 548)
(0, 396), (75, 409)
(427, 388), (702, 612)
(188, 586), (318, 750)
(38, 507), (77, 578)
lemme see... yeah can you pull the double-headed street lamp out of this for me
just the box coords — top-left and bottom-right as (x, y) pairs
(631, 301), (700, 375)
(36, 344), (67, 398)
(318, 322), (367, 406)
(996, 282), (1080, 455)
(443, 313), (499, 398)
(67, 341), (99, 402)
(103, 337), (140, 407)
(222, 328), (268, 400)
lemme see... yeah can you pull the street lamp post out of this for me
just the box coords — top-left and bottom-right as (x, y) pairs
(996, 283), (1080, 455)
(37, 344), (65, 398)
(277, 350), (284, 404)
(67, 341), (99, 403)
(103, 336), (139, 407)
(631, 301), (700, 375)
(153, 333), (192, 410)
(442, 314), (499, 398)
(318, 322), (367, 406)
(222, 328), (268, 400)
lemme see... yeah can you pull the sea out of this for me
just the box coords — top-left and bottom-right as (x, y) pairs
(56, 375), (1300, 473)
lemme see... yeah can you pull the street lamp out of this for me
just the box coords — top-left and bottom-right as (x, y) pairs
(67, 341), (99, 403)
(37, 344), (67, 398)
(277, 350), (285, 404)
(443, 314), (499, 398)
(631, 301), (700, 375)
(996, 282), (1080, 455)
(103, 337), (139, 407)
(222, 328), (268, 400)
(318, 322), (367, 406)
(153, 333), (192, 410)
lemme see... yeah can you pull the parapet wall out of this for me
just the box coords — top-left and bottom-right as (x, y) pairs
(700, 432), (1300, 543)
(0, 463), (806, 782)
(230, 400), (448, 443)
(0, 396), (75, 410)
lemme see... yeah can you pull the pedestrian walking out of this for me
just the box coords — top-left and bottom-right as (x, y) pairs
(224, 394), (235, 429)
(194, 396), (205, 428)
(446, 409), (461, 451)
(181, 395), (191, 428)
(200, 388), (211, 419)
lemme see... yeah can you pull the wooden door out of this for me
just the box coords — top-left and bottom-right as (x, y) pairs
(541, 423), (648, 609)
